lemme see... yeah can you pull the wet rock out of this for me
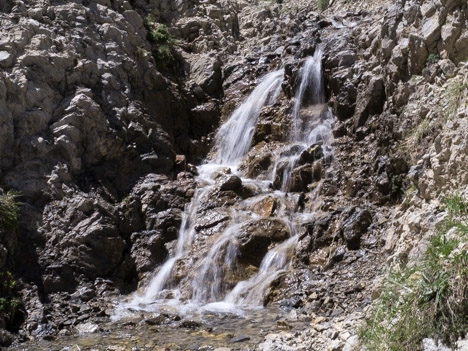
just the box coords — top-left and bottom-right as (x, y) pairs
(76, 322), (99, 334)
(245, 152), (273, 178)
(143, 314), (169, 326)
(250, 196), (277, 217)
(238, 219), (289, 266)
(253, 119), (286, 144)
(298, 145), (323, 165)
(195, 211), (230, 233)
(154, 208), (183, 241)
(290, 165), (313, 192)
(219, 175), (242, 191)
(179, 319), (202, 329)
(279, 295), (302, 309)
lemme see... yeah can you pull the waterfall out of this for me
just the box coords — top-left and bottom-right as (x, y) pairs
(212, 69), (284, 165)
(116, 46), (334, 317)
(292, 46), (333, 146)
(119, 70), (285, 311)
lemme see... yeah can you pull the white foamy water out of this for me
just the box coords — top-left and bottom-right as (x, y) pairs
(213, 69), (284, 165)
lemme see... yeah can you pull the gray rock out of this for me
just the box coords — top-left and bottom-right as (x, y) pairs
(190, 54), (223, 96)
(342, 209), (372, 250)
(353, 77), (385, 129)
(422, 14), (441, 47)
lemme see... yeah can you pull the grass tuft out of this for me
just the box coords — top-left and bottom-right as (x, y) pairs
(317, 0), (329, 11)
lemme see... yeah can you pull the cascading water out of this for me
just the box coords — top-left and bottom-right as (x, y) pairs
(213, 70), (284, 166)
(292, 46), (333, 146)
(116, 47), (334, 318)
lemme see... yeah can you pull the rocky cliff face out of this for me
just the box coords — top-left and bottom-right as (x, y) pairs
(0, 0), (467, 349)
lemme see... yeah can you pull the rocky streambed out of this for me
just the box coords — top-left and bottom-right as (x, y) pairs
(11, 308), (312, 350)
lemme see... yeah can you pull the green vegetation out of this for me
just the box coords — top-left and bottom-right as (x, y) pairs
(317, 0), (329, 11)
(444, 192), (468, 216)
(0, 191), (21, 228)
(426, 53), (440, 65)
(144, 15), (176, 71)
(0, 271), (18, 312)
(359, 193), (468, 350)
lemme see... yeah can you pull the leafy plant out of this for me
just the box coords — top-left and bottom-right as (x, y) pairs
(403, 184), (417, 206)
(444, 193), (468, 217)
(153, 44), (175, 71)
(0, 190), (21, 228)
(147, 23), (172, 44)
(136, 46), (148, 58)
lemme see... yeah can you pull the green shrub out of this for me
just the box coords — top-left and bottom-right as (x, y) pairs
(144, 16), (176, 70)
(153, 44), (175, 70)
(359, 195), (468, 350)
(147, 23), (172, 44)
(0, 191), (21, 228)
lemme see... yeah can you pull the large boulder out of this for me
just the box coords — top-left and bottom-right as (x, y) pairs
(238, 218), (290, 266)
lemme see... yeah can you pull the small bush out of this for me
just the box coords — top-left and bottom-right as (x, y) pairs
(359, 195), (468, 350)
(0, 191), (21, 228)
(144, 16), (176, 70)
(147, 23), (172, 45)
